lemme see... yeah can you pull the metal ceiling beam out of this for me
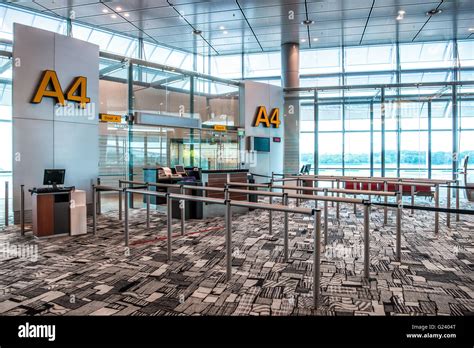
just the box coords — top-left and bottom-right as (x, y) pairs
(284, 80), (474, 92)
(99, 61), (128, 78)
(100, 51), (241, 86)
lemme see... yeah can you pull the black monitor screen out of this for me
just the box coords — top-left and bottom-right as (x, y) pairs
(43, 169), (65, 186)
(254, 137), (270, 152)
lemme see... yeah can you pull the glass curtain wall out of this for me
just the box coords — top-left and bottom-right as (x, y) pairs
(0, 55), (11, 224)
(297, 40), (474, 179)
(98, 58), (241, 184)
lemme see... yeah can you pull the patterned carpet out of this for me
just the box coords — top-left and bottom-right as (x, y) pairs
(0, 197), (473, 316)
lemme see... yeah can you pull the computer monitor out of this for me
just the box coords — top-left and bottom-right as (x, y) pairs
(43, 169), (65, 187)
(175, 165), (186, 175)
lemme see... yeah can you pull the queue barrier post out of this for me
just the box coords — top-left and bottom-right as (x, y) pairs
(446, 184), (451, 228)
(383, 181), (388, 226)
(92, 184), (97, 235)
(96, 178), (101, 215)
(146, 185), (151, 229)
(283, 192), (289, 262)
(225, 199), (232, 281)
(180, 185), (185, 236)
(4, 181), (8, 226)
(20, 184), (25, 235)
(166, 193), (172, 261)
(118, 181), (123, 221)
(313, 209), (321, 309)
(435, 184), (440, 235)
(363, 203), (370, 279)
(323, 188), (328, 245)
(396, 193), (402, 262)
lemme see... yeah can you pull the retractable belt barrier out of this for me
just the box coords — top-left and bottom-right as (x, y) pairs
(123, 187), (324, 309)
(88, 178), (474, 310)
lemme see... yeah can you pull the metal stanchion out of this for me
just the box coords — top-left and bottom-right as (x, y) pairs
(283, 192), (289, 262)
(180, 185), (185, 236)
(396, 194), (402, 262)
(368, 183), (372, 203)
(225, 199), (232, 281)
(313, 210), (321, 309)
(92, 185), (97, 235)
(331, 181), (334, 207)
(353, 194), (357, 215)
(296, 179), (300, 207)
(383, 181), (388, 225)
(96, 178), (101, 215)
(435, 184), (439, 235)
(446, 184), (451, 228)
(336, 180), (340, 220)
(324, 188), (328, 245)
(118, 190), (123, 221)
(410, 185), (415, 215)
(166, 194), (172, 261)
(4, 181), (8, 226)
(363, 203), (370, 279)
(20, 185), (25, 235)
(456, 182), (460, 222)
(124, 190), (129, 245)
(268, 184), (273, 236)
(146, 190), (150, 229)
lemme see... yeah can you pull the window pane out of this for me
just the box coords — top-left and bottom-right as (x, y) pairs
(400, 131), (428, 176)
(319, 132), (342, 169)
(345, 103), (371, 131)
(400, 41), (453, 70)
(300, 47), (341, 74)
(432, 131), (453, 169)
(344, 132), (370, 174)
(385, 131), (397, 169)
(0, 121), (11, 171)
(345, 44), (396, 72)
(318, 104), (342, 131)
(458, 40), (474, 68)
(400, 102), (428, 130)
(244, 52), (281, 78)
(431, 101), (452, 130)
(300, 132), (314, 170)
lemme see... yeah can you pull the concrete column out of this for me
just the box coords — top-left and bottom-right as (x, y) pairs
(282, 42), (300, 175)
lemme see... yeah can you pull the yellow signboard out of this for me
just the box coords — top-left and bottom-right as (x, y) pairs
(32, 70), (91, 108)
(213, 125), (227, 131)
(254, 106), (280, 128)
(99, 113), (122, 123)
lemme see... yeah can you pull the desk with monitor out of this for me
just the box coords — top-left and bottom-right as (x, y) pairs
(29, 169), (87, 238)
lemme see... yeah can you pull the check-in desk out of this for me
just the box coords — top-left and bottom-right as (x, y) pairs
(31, 189), (86, 238)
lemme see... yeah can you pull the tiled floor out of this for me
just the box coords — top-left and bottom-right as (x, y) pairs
(0, 197), (473, 316)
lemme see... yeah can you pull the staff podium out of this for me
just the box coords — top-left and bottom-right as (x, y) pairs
(31, 190), (86, 238)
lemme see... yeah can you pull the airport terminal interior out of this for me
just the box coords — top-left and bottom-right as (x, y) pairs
(0, 0), (473, 317)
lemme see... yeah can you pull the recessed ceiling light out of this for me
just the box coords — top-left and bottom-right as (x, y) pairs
(426, 9), (442, 16)
(124, 13), (130, 17)
(396, 10), (406, 20)
(102, 9), (108, 13)
(116, 6), (122, 11)
(469, 28), (474, 32)
(302, 19), (314, 26)
(223, 30), (228, 34)
(301, 38), (307, 42)
(219, 26), (225, 30)
(193, 29), (202, 35)
(313, 38), (319, 42)
(111, 14), (117, 19)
